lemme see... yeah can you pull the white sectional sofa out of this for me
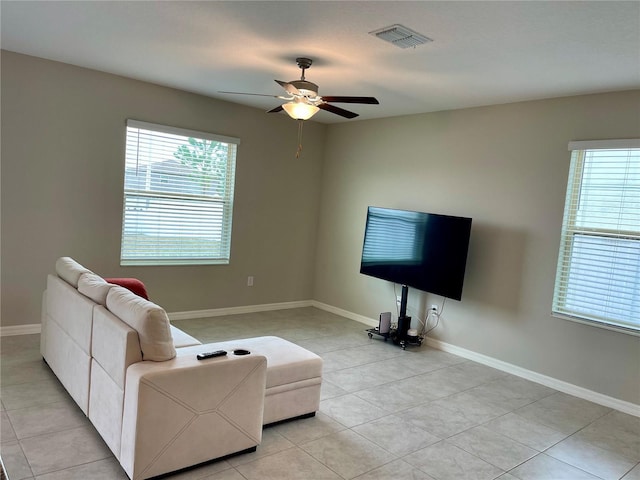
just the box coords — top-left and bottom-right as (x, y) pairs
(41, 257), (322, 480)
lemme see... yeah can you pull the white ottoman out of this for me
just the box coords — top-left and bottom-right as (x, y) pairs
(177, 336), (323, 425)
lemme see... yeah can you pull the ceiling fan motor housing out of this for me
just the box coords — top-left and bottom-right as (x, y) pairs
(296, 57), (313, 69)
(290, 80), (319, 98)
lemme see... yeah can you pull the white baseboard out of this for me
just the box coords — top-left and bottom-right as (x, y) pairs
(168, 300), (313, 321)
(310, 301), (379, 327)
(4, 301), (638, 416)
(0, 324), (41, 336)
(422, 337), (640, 417)
(0, 302), (373, 334)
(0, 301), (314, 335)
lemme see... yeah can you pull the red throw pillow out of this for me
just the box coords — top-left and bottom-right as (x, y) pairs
(104, 278), (149, 300)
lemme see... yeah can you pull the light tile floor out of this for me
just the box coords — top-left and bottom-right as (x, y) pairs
(1, 307), (639, 479)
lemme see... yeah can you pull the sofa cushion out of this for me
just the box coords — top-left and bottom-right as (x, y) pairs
(225, 336), (322, 389)
(177, 336), (322, 389)
(104, 277), (149, 300)
(106, 286), (176, 361)
(78, 273), (115, 305)
(55, 257), (92, 287)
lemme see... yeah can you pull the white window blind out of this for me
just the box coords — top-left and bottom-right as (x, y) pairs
(553, 139), (640, 334)
(121, 120), (239, 266)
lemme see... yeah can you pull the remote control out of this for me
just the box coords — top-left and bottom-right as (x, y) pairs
(196, 350), (227, 360)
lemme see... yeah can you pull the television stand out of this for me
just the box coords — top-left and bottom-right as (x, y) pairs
(366, 318), (422, 350)
(366, 327), (390, 342)
(366, 285), (422, 349)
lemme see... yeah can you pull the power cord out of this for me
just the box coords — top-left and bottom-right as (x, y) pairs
(421, 309), (440, 336)
(420, 297), (447, 337)
(393, 283), (400, 319)
(391, 284), (447, 338)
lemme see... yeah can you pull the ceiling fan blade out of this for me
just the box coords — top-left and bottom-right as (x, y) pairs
(267, 105), (284, 113)
(275, 80), (301, 96)
(219, 91), (285, 99)
(321, 96), (379, 105)
(318, 103), (359, 119)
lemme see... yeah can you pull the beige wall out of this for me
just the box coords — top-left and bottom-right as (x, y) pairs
(315, 90), (640, 404)
(1, 51), (326, 327)
(3, 50), (639, 405)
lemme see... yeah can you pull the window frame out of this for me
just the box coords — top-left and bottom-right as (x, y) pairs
(552, 139), (640, 336)
(120, 119), (240, 266)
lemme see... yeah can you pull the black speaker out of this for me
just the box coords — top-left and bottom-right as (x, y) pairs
(379, 312), (391, 334)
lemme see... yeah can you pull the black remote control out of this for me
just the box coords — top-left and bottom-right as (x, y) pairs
(196, 350), (227, 360)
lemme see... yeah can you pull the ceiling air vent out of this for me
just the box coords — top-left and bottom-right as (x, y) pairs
(369, 24), (432, 49)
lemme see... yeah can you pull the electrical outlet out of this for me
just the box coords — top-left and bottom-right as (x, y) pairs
(247, 276), (254, 287)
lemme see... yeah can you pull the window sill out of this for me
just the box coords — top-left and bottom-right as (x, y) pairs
(121, 259), (230, 267)
(552, 312), (640, 337)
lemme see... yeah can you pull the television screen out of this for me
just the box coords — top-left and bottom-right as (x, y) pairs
(360, 206), (472, 300)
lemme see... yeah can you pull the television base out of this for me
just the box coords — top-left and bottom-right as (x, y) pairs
(366, 326), (422, 350)
(366, 327), (390, 342)
(397, 315), (411, 340)
(394, 336), (422, 350)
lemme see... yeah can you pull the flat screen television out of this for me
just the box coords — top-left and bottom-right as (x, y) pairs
(360, 206), (472, 302)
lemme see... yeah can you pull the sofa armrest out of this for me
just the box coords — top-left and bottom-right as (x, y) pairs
(120, 351), (266, 480)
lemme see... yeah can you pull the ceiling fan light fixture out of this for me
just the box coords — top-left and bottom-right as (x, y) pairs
(282, 101), (319, 120)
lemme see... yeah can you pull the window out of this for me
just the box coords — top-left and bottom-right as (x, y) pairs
(121, 120), (239, 266)
(553, 139), (640, 334)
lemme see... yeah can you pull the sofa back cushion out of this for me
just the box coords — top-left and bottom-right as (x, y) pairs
(78, 273), (115, 305)
(104, 278), (149, 300)
(106, 286), (176, 361)
(92, 306), (143, 389)
(56, 257), (92, 288)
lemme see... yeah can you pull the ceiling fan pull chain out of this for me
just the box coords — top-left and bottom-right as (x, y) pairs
(296, 119), (304, 159)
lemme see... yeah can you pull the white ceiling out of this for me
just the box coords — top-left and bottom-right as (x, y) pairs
(2, 1), (639, 124)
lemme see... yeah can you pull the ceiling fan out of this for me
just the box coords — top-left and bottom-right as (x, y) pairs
(220, 57), (379, 120)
